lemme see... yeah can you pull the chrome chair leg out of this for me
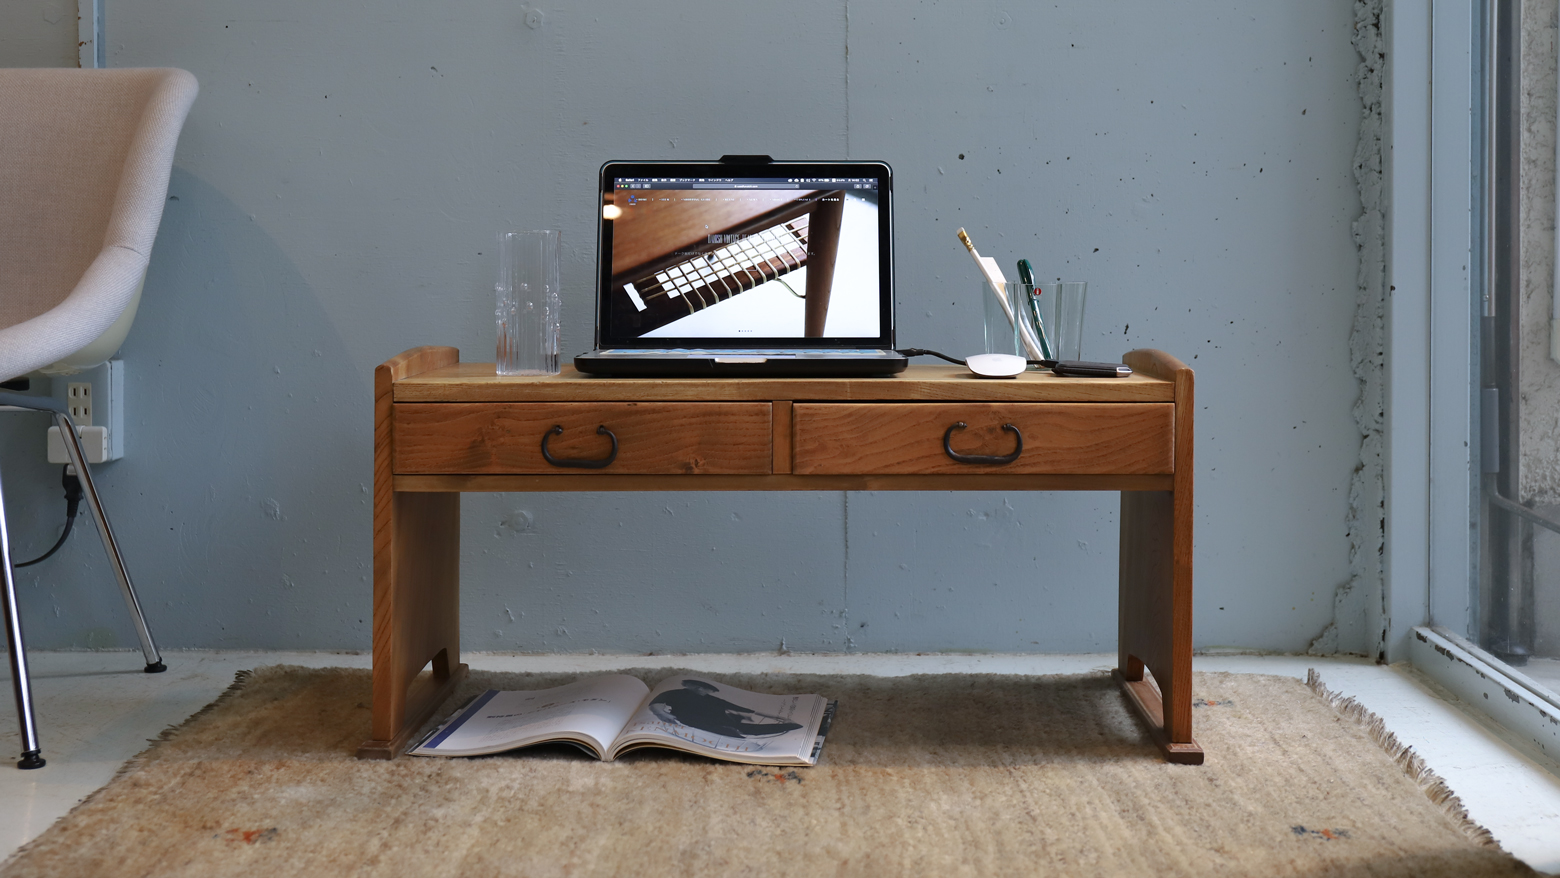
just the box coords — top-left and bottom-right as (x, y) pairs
(0, 459), (46, 769)
(0, 393), (165, 769)
(51, 412), (163, 673)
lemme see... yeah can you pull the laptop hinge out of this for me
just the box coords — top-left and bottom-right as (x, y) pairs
(718, 154), (773, 165)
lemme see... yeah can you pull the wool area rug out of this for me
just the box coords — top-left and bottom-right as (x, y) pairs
(0, 666), (1536, 878)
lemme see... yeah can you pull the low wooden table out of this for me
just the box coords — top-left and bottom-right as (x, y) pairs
(360, 348), (1201, 764)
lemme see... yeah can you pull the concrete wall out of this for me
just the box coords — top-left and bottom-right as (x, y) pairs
(0, 1), (1365, 654)
(0, 1), (77, 70)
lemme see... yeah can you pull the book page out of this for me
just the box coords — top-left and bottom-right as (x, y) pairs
(411, 675), (650, 758)
(609, 675), (827, 765)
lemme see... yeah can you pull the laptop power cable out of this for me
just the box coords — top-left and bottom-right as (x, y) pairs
(897, 348), (1059, 368)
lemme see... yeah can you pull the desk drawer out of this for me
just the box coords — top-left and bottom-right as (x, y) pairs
(394, 403), (772, 474)
(791, 403), (1174, 475)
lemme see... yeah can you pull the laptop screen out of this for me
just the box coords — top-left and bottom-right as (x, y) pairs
(595, 161), (893, 349)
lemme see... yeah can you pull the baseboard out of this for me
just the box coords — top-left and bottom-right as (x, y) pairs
(1408, 626), (1560, 769)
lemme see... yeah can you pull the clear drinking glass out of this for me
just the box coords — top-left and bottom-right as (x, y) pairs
(1030, 281), (1089, 361)
(496, 230), (561, 376)
(983, 282), (1022, 356)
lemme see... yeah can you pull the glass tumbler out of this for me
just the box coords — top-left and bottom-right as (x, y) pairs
(1030, 281), (1088, 361)
(496, 230), (561, 376)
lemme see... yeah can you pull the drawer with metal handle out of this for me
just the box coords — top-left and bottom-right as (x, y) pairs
(790, 403), (1174, 475)
(393, 402), (773, 474)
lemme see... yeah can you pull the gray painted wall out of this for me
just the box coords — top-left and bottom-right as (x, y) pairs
(1, 1), (1364, 655)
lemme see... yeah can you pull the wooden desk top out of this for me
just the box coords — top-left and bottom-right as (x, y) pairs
(392, 363), (1175, 404)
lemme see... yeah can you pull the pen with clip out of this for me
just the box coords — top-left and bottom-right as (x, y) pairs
(1015, 258), (1054, 361)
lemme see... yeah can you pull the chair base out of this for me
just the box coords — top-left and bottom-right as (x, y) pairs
(2, 391), (164, 773)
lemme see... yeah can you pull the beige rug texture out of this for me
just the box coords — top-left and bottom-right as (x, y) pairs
(0, 666), (1537, 878)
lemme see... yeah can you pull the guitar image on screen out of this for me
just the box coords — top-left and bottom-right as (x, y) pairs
(607, 189), (844, 338)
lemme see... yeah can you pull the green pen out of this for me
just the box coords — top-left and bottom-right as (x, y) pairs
(1016, 259), (1054, 361)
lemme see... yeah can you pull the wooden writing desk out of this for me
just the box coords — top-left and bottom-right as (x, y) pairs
(361, 348), (1200, 764)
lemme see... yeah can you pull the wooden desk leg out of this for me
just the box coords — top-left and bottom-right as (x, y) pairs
(1116, 349), (1201, 765)
(1116, 491), (1200, 764)
(358, 347), (468, 760)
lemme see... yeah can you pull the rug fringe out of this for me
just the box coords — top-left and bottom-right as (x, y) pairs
(1305, 668), (1503, 851)
(0, 669), (257, 873)
(107, 668), (256, 783)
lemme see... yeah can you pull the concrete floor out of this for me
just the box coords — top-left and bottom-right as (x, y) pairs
(2, 651), (1559, 873)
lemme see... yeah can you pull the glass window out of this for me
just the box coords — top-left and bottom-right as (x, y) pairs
(1476, 0), (1560, 700)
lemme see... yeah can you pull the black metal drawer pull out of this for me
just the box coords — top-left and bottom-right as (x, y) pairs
(541, 424), (618, 469)
(942, 421), (1022, 466)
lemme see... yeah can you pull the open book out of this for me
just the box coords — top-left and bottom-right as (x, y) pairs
(411, 674), (836, 766)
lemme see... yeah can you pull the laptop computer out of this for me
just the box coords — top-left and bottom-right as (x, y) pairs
(574, 156), (908, 377)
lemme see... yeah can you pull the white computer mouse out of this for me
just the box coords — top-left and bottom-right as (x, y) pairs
(965, 353), (1027, 378)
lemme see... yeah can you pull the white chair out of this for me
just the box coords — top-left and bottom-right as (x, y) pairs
(0, 68), (197, 769)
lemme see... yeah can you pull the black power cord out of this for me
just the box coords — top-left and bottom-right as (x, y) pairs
(896, 348), (1057, 368)
(14, 466), (83, 568)
(898, 348), (1130, 377)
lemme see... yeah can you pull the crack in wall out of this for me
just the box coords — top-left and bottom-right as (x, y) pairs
(844, 0), (851, 157)
(1312, 0), (1388, 658)
(842, 491), (852, 651)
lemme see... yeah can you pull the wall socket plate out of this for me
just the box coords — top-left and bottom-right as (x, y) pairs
(47, 359), (123, 463)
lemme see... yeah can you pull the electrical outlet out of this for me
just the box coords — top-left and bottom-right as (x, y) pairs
(47, 360), (123, 463)
(67, 382), (92, 426)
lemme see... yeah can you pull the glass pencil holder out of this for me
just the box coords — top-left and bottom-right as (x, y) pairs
(982, 282), (1024, 357)
(984, 283), (1059, 363)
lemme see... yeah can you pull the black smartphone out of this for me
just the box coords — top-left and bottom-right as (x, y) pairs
(1050, 360), (1133, 378)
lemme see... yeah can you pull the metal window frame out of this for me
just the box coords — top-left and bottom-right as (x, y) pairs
(78, 0), (103, 69)
(1391, 0), (1560, 768)
(1384, 0), (1480, 661)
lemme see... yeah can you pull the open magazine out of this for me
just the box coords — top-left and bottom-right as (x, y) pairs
(411, 674), (837, 766)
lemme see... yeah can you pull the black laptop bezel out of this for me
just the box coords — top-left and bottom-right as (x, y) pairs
(594, 159), (895, 351)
